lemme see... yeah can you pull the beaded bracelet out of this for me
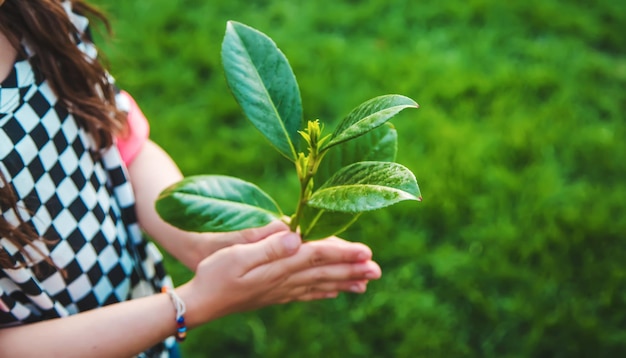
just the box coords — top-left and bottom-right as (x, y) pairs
(162, 287), (187, 342)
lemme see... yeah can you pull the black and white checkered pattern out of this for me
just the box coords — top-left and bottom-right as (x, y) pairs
(0, 2), (173, 357)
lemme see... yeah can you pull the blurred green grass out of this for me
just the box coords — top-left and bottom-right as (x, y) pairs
(92, 0), (626, 356)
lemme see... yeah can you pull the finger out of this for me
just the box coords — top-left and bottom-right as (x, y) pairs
(234, 230), (302, 274)
(290, 280), (371, 302)
(277, 239), (374, 274)
(289, 261), (381, 286)
(311, 239), (374, 263)
(295, 291), (340, 302)
(275, 290), (340, 304)
(234, 220), (290, 244)
(300, 280), (370, 295)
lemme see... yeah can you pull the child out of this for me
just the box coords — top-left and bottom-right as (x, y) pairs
(0, 0), (381, 356)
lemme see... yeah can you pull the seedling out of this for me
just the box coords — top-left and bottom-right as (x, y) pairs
(156, 21), (422, 240)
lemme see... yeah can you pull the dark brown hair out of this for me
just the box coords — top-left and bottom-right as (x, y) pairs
(0, 0), (125, 268)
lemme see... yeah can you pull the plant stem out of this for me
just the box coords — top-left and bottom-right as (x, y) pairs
(290, 163), (314, 232)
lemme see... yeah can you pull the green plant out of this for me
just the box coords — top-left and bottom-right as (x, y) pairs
(155, 21), (421, 239)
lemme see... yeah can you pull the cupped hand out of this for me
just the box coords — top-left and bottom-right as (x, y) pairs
(176, 230), (381, 327)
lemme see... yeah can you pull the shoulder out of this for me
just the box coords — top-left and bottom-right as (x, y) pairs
(0, 31), (18, 83)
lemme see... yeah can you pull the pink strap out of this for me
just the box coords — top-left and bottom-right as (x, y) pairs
(115, 91), (150, 166)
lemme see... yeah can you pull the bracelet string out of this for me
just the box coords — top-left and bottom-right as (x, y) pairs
(162, 286), (187, 342)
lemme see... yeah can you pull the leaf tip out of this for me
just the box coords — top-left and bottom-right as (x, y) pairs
(407, 98), (419, 109)
(417, 195), (423, 202)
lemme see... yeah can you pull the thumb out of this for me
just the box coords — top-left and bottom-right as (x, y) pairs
(239, 231), (301, 272)
(236, 220), (290, 244)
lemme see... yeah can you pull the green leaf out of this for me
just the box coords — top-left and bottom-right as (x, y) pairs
(299, 204), (361, 240)
(221, 21), (302, 161)
(322, 94), (417, 150)
(308, 161), (421, 213)
(315, 123), (398, 189)
(155, 175), (283, 232)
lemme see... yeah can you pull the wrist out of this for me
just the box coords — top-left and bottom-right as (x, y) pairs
(174, 282), (225, 329)
(162, 287), (187, 342)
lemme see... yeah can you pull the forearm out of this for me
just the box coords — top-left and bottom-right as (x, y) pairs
(0, 230), (380, 356)
(0, 292), (179, 357)
(127, 140), (207, 269)
(127, 140), (292, 270)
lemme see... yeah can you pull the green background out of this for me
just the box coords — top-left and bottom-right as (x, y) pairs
(92, 0), (626, 356)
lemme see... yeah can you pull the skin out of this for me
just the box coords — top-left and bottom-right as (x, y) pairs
(0, 29), (15, 82)
(0, 30), (382, 357)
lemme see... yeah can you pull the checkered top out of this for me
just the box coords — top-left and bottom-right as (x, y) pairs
(0, 3), (174, 357)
